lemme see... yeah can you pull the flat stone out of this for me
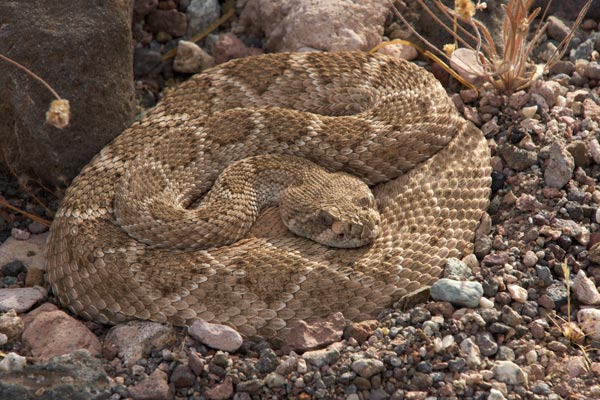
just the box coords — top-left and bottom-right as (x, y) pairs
(430, 279), (483, 308)
(103, 321), (175, 366)
(351, 358), (385, 378)
(0, 233), (48, 273)
(188, 320), (243, 352)
(544, 143), (574, 189)
(22, 303), (101, 362)
(498, 144), (537, 171)
(205, 376), (234, 400)
(0, 350), (110, 400)
(492, 360), (527, 385)
(573, 270), (600, 305)
(282, 311), (344, 353)
(0, 287), (47, 313)
(129, 369), (173, 400)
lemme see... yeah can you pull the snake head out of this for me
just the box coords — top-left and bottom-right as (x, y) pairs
(280, 175), (381, 248)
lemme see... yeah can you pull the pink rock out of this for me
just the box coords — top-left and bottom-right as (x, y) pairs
(573, 270), (600, 305)
(237, 0), (389, 52)
(22, 303), (101, 362)
(147, 9), (187, 37)
(376, 43), (418, 61)
(344, 319), (378, 344)
(129, 369), (173, 400)
(188, 320), (243, 352)
(0, 286), (47, 313)
(204, 376), (234, 400)
(103, 321), (175, 366)
(213, 33), (263, 64)
(282, 312), (345, 353)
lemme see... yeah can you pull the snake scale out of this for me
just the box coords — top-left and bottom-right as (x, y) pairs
(46, 52), (491, 339)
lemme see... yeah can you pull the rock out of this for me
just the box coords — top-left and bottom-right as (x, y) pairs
(1, 260), (25, 277)
(0, 352), (27, 372)
(302, 347), (340, 368)
(572, 270), (600, 305)
(589, 139), (600, 164)
(186, 0), (220, 37)
(475, 332), (498, 357)
(376, 43), (418, 61)
(188, 351), (205, 375)
(0, 233), (48, 272)
(566, 141), (591, 167)
(134, 0), (158, 16)
(0, 350), (110, 400)
(147, 9), (187, 37)
(129, 369), (173, 400)
(103, 321), (175, 367)
(430, 279), (483, 308)
(264, 372), (286, 388)
(11, 228), (30, 240)
(0, 1), (135, 186)
(237, 0), (389, 52)
(460, 338), (481, 368)
(0, 287), (47, 313)
(492, 361), (527, 385)
(544, 143), (574, 188)
(578, 308), (600, 340)
(170, 364), (195, 388)
(443, 257), (473, 279)
(498, 144), (537, 171)
(344, 319), (378, 344)
(205, 376), (234, 400)
(589, 242), (600, 264)
(351, 358), (385, 378)
(213, 33), (263, 64)
(281, 311), (344, 353)
(546, 16), (570, 42)
(585, 61), (600, 80)
(507, 284), (528, 303)
(0, 309), (24, 342)
(488, 388), (506, 400)
(523, 251), (538, 268)
(173, 41), (215, 73)
(22, 303), (101, 362)
(257, 348), (280, 373)
(188, 320), (243, 352)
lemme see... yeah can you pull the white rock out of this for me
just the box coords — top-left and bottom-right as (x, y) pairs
(488, 388), (506, 400)
(188, 319), (243, 352)
(479, 297), (494, 309)
(0, 352), (27, 372)
(460, 338), (481, 368)
(573, 270), (600, 305)
(522, 250), (538, 267)
(0, 233), (49, 271)
(507, 284), (528, 303)
(186, 0), (220, 37)
(0, 287), (47, 313)
(492, 360), (528, 385)
(578, 308), (600, 340)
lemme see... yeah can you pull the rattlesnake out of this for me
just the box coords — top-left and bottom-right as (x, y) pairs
(46, 52), (491, 339)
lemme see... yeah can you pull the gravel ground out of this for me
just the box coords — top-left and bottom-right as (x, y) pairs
(1, 2), (600, 400)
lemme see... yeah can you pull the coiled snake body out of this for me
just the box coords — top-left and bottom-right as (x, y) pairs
(47, 52), (491, 338)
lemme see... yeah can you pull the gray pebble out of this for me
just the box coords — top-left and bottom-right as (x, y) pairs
(351, 358), (384, 379)
(430, 278), (483, 308)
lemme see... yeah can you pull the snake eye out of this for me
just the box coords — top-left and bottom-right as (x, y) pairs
(356, 196), (374, 208)
(318, 210), (334, 225)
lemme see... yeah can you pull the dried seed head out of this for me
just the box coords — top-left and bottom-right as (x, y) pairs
(455, 0), (476, 20)
(518, 17), (530, 33)
(443, 43), (457, 56)
(46, 99), (70, 129)
(563, 321), (585, 345)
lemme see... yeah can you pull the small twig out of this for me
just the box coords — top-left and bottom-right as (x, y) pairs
(0, 197), (52, 228)
(162, 0), (235, 62)
(0, 53), (61, 100)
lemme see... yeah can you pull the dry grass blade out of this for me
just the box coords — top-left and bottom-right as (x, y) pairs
(0, 197), (52, 228)
(389, 0), (593, 94)
(0, 53), (70, 128)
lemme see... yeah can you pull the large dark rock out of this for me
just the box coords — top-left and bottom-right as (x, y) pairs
(0, 350), (110, 400)
(0, 0), (135, 187)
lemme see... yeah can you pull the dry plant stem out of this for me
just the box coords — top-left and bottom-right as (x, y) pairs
(0, 53), (61, 101)
(545, 0), (593, 67)
(162, 0), (235, 61)
(0, 197), (51, 228)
